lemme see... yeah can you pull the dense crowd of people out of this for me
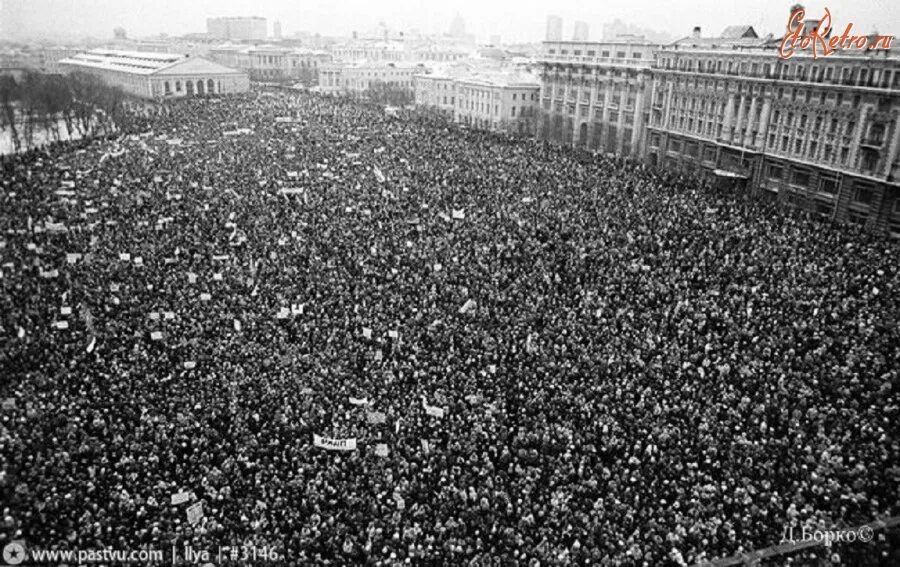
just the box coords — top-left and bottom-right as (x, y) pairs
(1, 89), (898, 565)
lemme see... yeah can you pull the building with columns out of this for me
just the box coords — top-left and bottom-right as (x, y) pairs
(317, 61), (421, 96)
(536, 37), (657, 156)
(58, 49), (249, 98)
(208, 45), (332, 83)
(647, 26), (900, 235)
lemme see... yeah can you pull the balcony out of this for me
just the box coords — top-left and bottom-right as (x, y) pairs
(860, 136), (886, 149)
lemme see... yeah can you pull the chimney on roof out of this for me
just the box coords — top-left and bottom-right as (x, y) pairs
(692, 26), (701, 39)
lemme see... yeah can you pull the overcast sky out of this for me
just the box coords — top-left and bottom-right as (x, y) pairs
(2, 0), (897, 43)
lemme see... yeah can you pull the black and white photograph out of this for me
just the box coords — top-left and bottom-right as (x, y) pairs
(1, 1), (899, 565)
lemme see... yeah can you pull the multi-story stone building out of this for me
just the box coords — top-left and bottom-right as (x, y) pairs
(647, 25), (900, 234)
(207, 17), (267, 42)
(317, 61), (420, 97)
(454, 73), (540, 135)
(536, 37), (657, 156)
(58, 49), (249, 98)
(414, 69), (540, 135)
(413, 72), (460, 116)
(208, 45), (332, 84)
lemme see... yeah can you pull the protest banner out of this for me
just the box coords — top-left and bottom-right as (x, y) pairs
(349, 397), (370, 406)
(313, 434), (357, 451)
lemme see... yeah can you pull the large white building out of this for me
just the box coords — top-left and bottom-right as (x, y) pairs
(318, 61), (420, 96)
(415, 69), (540, 136)
(208, 45), (331, 83)
(207, 17), (267, 42)
(58, 49), (250, 99)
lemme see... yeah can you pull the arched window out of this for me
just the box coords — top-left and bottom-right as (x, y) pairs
(207, 79), (215, 94)
(164, 81), (171, 94)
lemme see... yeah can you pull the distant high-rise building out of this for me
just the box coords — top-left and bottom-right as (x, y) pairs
(573, 21), (589, 41)
(490, 35), (501, 46)
(113, 26), (127, 40)
(206, 17), (267, 42)
(546, 15), (563, 41)
(450, 13), (466, 37)
(273, 20), (282, 39)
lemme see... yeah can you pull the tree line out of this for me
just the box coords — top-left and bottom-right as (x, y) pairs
(0, 71), (131, 153)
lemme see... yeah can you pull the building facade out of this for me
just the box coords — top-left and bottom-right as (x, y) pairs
(413, 70), (540, 135)
(546, 16), (563, 42)
(454, 74), (540, 135)
(536, 38), (657, 156)
(318, 62), (419, 96)
(647, 31), (900, 235)
(58, 49), (249, 98)
(413, 73), (459, 116)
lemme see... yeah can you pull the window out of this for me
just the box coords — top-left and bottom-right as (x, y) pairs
(819, 176), (838, 195)
(768, 164), (783, 180)
(792, 169), (811, 187)
(616, 51), (626, 58)
(511, 106), (516, 117)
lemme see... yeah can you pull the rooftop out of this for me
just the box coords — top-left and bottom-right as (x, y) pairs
(59, 49), (243, 76)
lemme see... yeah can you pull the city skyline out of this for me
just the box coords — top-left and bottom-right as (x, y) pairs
(2, 0), (897, 44)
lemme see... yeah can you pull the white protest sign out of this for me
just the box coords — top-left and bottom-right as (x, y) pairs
(60, 306), (72, 316)
(459, 299), (476, 314)
(452, 209), (465, 220)
(374, 443), (389, 457)
(277, 307), (290, 319)
(362, 327), (372, 339)
(313, 434), (357, 451)
(422, 399), (446, 419)
(171, 491), (192, 505)
(150, 331), (163, 341)
(186, 502), (203, 525)
(349, 397), (370, 406)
